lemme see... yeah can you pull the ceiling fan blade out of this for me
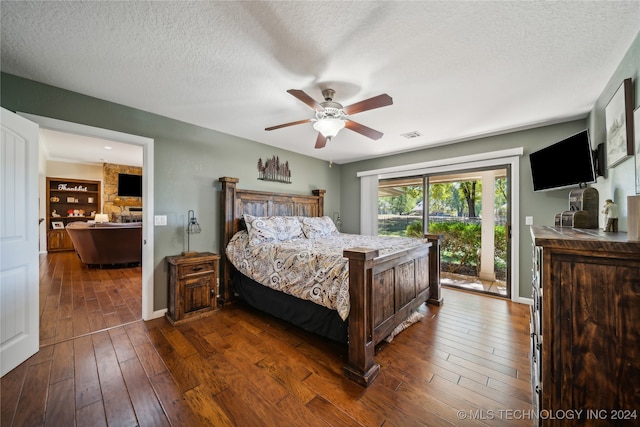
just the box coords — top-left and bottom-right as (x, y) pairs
(345, 120), (384, 140)
(265, 118), (312, 131)
(287, 89), (323, 110)
(343, 94), (393, 115)
(314, 133), (327, 149)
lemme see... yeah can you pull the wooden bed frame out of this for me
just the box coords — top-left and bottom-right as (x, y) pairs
(219, 177), (443, 386)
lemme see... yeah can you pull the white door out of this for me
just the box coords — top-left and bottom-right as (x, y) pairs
(1, 108), (40, 377)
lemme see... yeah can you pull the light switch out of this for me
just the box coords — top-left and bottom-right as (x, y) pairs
(154, 215), (167, 226)
(525, 216), (534, 226)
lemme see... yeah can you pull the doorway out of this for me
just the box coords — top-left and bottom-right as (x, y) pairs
(378, 165), (511, 298)
(18, 112), (157, 321)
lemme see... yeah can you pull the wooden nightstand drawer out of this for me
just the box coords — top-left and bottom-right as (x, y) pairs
(166, 252), (220, 325)
(178, 261), (215, 278)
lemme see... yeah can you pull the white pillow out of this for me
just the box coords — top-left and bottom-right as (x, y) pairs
(243, 214), (304, 246)
(300, 216), (339, 238)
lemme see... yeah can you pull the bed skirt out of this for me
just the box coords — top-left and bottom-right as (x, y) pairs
(233, 273), (348, 344)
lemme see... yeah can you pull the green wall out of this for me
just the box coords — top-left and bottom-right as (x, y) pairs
(588, 31), (640, 224)
(340, 31), (639, 300)
(0, 72), (342, 311)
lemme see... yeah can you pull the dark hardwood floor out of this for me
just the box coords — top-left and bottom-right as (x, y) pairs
(38, 251), (142, 347)
(1, 252), (533, 426)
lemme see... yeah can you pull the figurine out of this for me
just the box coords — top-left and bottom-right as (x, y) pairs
(602, 199), (619, 232)
(51, 210), (60, 218)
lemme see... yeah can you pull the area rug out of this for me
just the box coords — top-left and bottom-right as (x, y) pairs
(384, 311), (425, 343)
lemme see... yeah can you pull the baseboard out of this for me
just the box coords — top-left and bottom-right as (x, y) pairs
(514, 296), (533, 305)
(145, 308), (167, 321)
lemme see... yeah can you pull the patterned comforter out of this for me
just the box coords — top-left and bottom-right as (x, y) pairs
(226, 231), (426, 320)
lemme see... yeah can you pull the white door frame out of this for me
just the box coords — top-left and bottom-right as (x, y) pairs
(18, 113), (161, 321)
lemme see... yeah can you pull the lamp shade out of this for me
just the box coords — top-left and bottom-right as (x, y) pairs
(187, 210), (201, 234)
(94, 213), (109, 223)
(313, 118), (345, 139)
(184, 209), (201, 256)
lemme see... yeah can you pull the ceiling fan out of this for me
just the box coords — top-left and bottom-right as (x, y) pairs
(265, 88), (393, 149)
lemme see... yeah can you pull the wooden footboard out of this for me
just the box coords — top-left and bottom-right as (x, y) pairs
(343, 235), (441, 386)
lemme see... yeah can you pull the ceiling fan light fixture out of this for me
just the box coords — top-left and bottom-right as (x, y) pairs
(266, 88), (392, 148)
(313, 117), (345, 139)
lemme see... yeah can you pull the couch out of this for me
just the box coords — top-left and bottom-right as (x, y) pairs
(65, 221), (142, 267)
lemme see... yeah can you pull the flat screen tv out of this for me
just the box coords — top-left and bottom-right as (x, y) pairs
(529, 130), (596, 192)
(117, 173), (142, 197)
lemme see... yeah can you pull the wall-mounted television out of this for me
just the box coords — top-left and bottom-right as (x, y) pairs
(529, 130), (597, 192)
(117, 173), (142, 197)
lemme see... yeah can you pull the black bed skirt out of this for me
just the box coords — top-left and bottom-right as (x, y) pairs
(233, 273), (348, 344)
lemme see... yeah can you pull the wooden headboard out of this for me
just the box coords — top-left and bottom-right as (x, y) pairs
(218, 177), (326, 302)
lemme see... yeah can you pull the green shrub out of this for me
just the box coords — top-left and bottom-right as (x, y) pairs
(398, 220), (507, 278)
(428, 221), (506, 277)
(429, 222), (481, 273)
(494, 225), (507, 274)
(406, 221), (423, 238)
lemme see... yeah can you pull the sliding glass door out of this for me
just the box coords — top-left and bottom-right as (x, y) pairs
(378, 166), (511, 298)
(378, 176), (424, 237)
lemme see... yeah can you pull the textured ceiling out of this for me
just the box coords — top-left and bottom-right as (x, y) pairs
(2, 1), (639, 164)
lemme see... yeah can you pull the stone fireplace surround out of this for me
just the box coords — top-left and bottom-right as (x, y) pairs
(103, 163), (142, 222)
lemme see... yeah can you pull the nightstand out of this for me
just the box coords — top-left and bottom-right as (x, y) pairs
(165, 252), (220, 325)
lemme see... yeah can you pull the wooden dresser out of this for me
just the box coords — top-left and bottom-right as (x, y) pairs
(530, 227), (640, 426)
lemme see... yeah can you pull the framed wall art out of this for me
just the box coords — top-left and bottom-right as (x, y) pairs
(605, 78), (634, 169)
(257, 155), (292, 184)
(635, 106), (640, 194)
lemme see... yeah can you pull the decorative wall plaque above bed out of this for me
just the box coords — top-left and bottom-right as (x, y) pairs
(257, 155), (291, 183)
